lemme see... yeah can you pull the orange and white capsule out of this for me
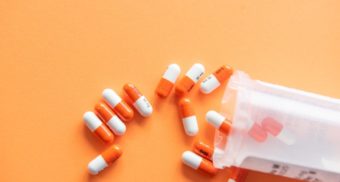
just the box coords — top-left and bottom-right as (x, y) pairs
(200, 65), (233, 94)
(83, 111), (114, 144)
(102, 88), (134, 122)
(178, 98), (199, 136)
(206, 110), (232, 135)
(156, 64), (181, 97)
(193, 141), (223, 161)
(95, 102), (126, 136)
(88, 145), (122, 175)
(227, 167), (249, 182)
(175, 63), (205, 96)
(182, 151), (218, 175)
(123, 83), (153, 117)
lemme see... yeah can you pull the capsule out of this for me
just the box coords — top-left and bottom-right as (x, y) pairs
(95, 102), (126, 136)
(227, 167), (249, 182)
(193, 141), (223, 161)
(206, 110), (232, 135)
(182, 151), (218, 175)
(261, 117), (295, 145)
(83, 111), (114, 144)
(123, 83), (153, 117)
(102, 88), (134, 122)
(156, 64), (181, 97)
(178, 98), (199, 136)
(175, 63), (205, 96)
(88, 145), (122, 175)
(200, 65), (233, 94)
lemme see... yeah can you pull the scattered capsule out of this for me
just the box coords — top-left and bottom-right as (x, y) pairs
(102, 88), (134, 122)
(182, 151), (218, 175)
(178, 98), (199, 136)
(83, 111), (114, 144)
(227, 167), (249, 182)
(88, 145), (122, 175)
(95, 102), (126, 136)
(123, 83), (153, 117)
(175, 63), (205, 96)
(156, 64), (181, 97)
(206, 110), (232, 135)
(261, 117), (295, 145)
(193, 141), (223, 161)
(200, 65), (233, 94)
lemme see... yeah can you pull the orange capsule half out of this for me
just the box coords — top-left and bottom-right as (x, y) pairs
(206, 110), (232, 135)
(228, 167), (249, 182)
(95, 102), (126, 136)
(193, 141), (223, 161)
(123, 83), (153, 117)
(88, 145), (122, 175)
(156, 64), (181, 97)
(102, 88), (134, 122)
(182, 151), (218, 175)
(178, 98), (199, 136)
(200, 65), (233, 94)
(175, 63), (205, 97)
(83, 111), (114, 144)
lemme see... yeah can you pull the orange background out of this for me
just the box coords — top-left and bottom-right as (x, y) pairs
(0, 0), (339, 181)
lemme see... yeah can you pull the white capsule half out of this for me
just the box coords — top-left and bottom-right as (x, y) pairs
(133, 96), (153, 117)
(83, 111), (102, 131)
(185, 63), (205, 83)
(182, 116), (199, 136)
(88, 155), (108, 175)
(102, 89), (122, 108)
(163, 64), (181, 83)
(200, 74), (220, 94)
(206, 110), (225, 129)
(182, 151), (202, 170)
(107, 115), (126, 136)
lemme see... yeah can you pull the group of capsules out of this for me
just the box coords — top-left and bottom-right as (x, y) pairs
(156, 63), (234, 136)
(83, 84), (153, 175)
(82, 62), (250, 180)
(156, 63), (248, 181)
(157, 63), (294, 144)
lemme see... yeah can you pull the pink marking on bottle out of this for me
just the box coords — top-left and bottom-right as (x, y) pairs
(248, 122), (268, 142)
(261, 117), (283, 136)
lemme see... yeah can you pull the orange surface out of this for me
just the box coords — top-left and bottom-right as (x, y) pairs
(0, 0), (340, 182)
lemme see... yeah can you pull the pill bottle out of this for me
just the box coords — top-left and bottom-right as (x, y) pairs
(213, 71), (340, 182)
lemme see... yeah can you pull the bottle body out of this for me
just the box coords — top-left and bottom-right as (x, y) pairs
(214, 71), (340, 182)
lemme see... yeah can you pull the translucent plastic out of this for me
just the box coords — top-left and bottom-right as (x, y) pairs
(214, 71), (340, 182)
